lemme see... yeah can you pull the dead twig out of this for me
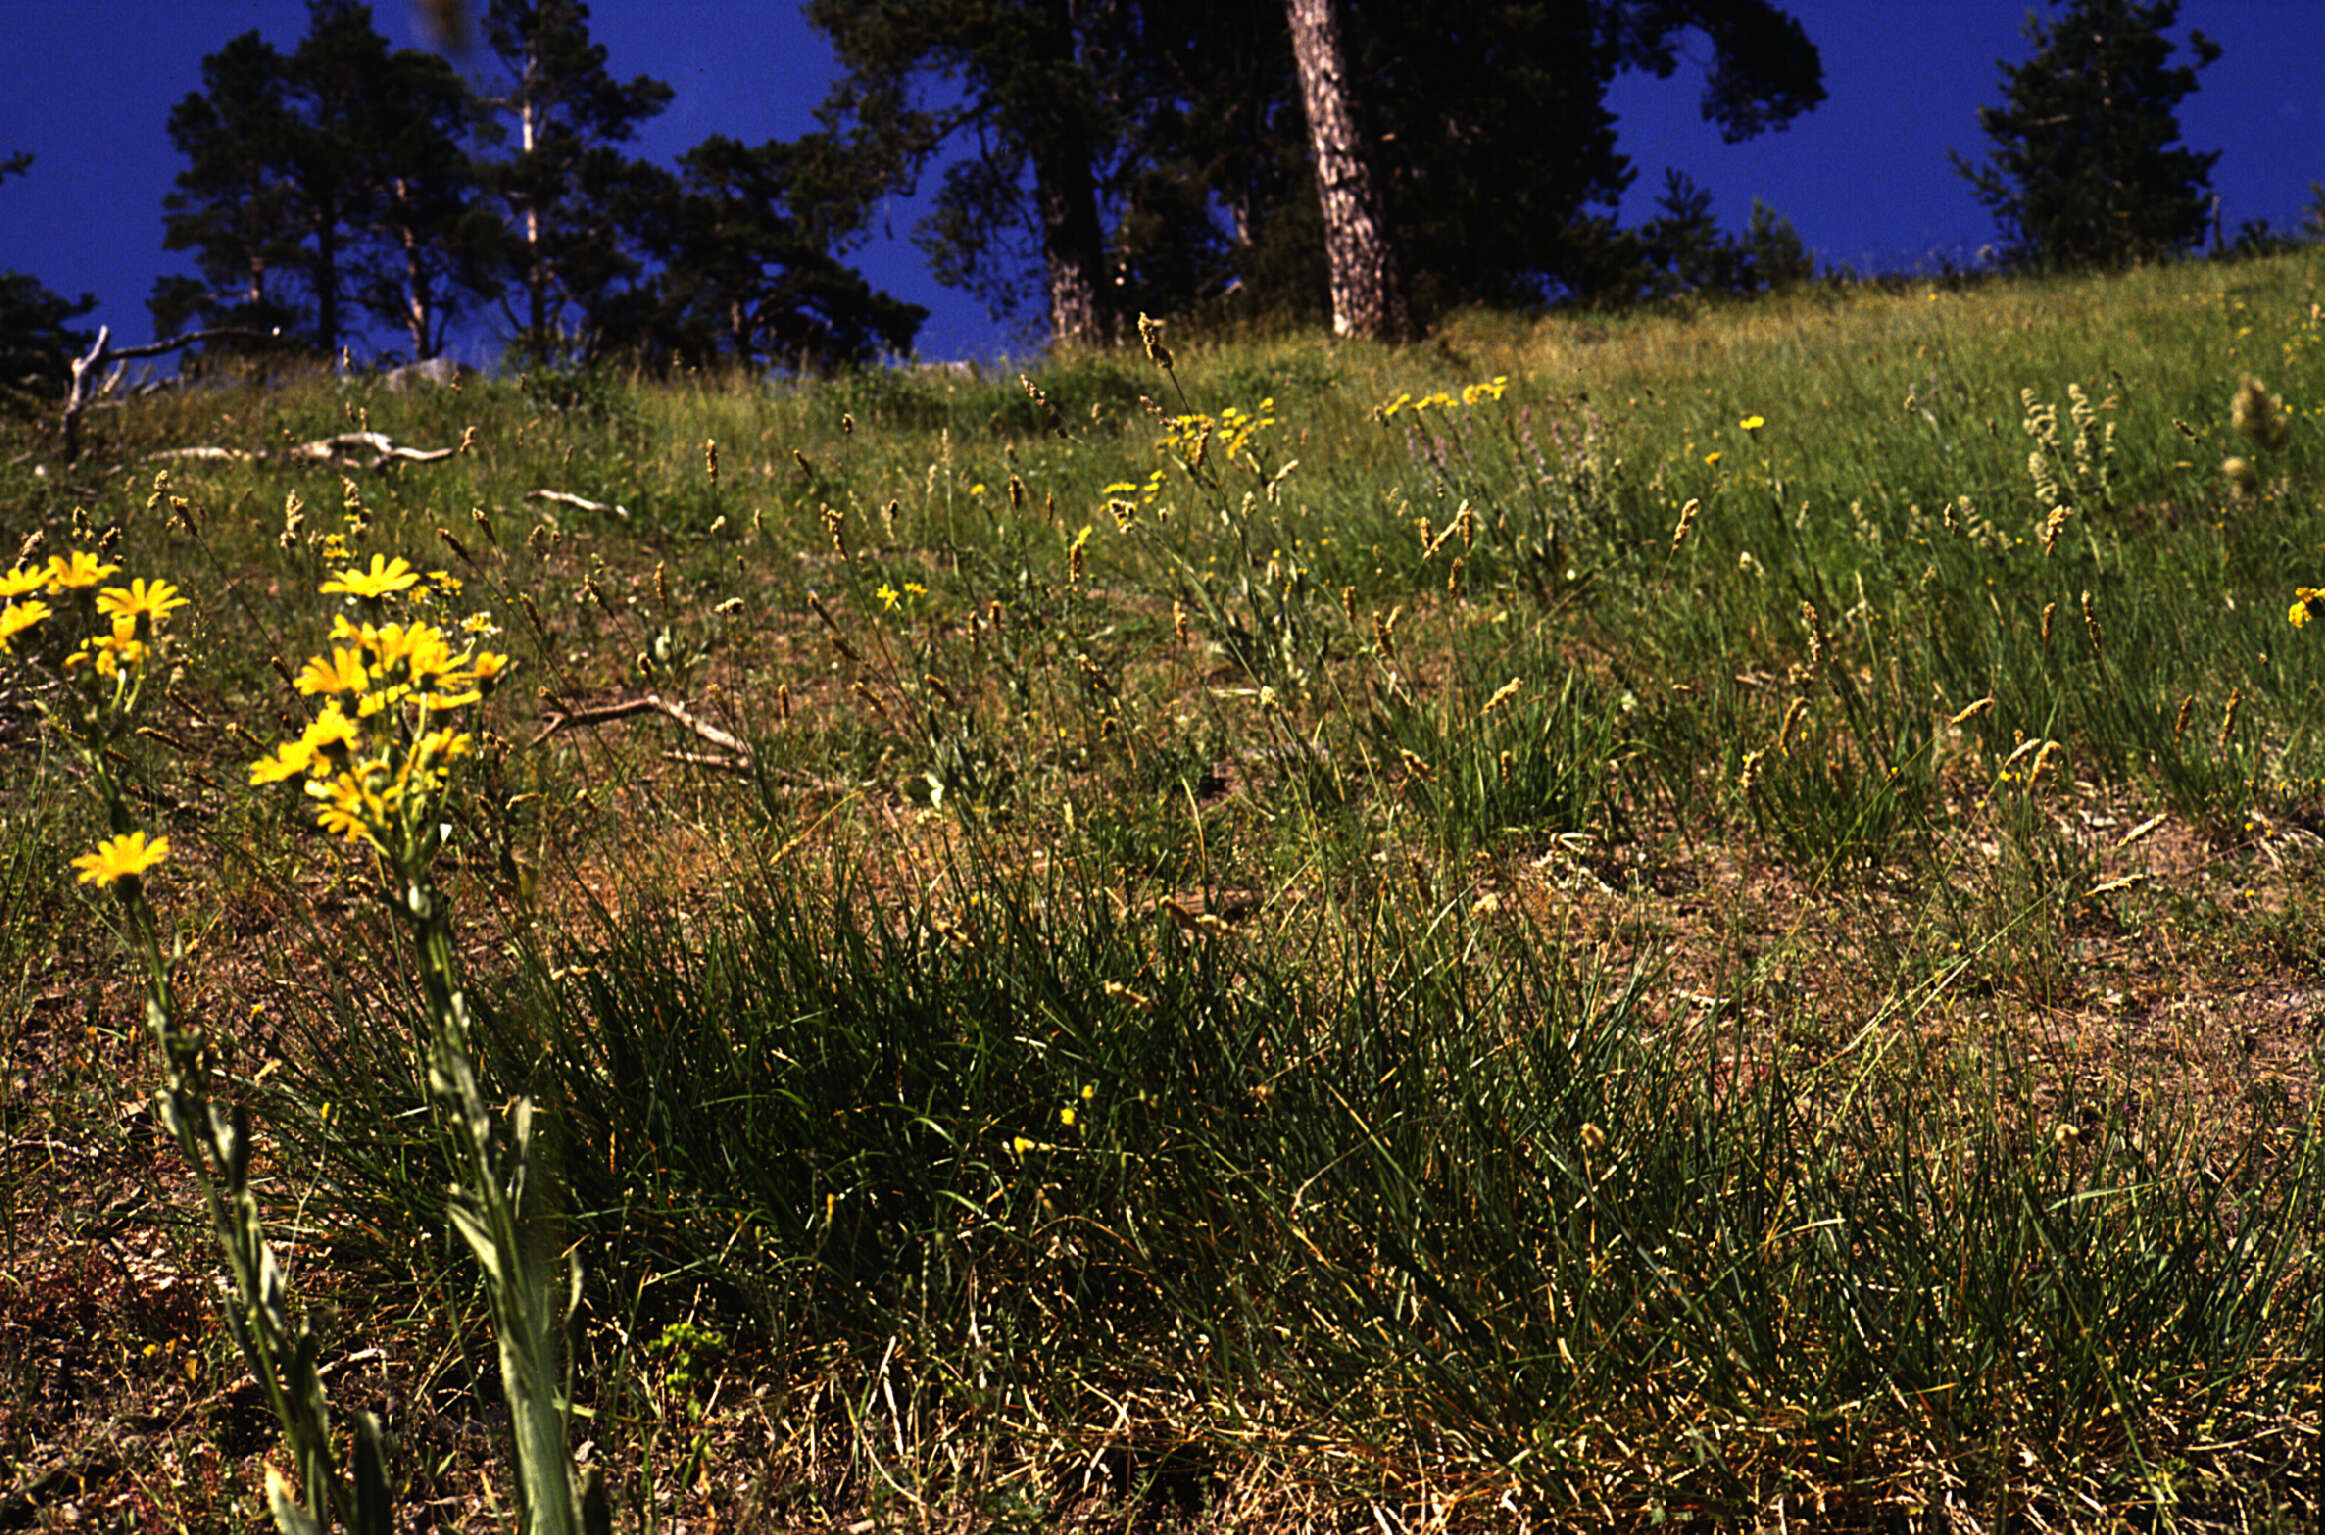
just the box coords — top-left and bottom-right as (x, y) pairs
(527, 488), (631, 521)
(533, 693), (752, 772)
(147, 430), (464, 471)
(63, 322), (280, 459)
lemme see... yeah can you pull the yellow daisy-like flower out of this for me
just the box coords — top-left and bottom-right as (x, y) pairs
(303, 700), (363, 760)
(308, 769), (389, 843)
(0, 600), (51, 651)
(466, 650), (511, 688)
(79, 630), (148, 678)
(1739, 415), (1766, 432)
(295, 646), (370, 696)
(72, 830), (169, 887)
(2292, 587), (2325, 628)
(96, 578), (187, 630)
(1704, 451), (1723, 466)
(46, 550), (121, 592)
(320, 554), (421, 599)
(0, 565), (46, 599)
(249, 737), (318, 785)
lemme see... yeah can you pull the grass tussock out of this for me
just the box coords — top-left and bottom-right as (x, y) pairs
(4, 253), (2325, 1531)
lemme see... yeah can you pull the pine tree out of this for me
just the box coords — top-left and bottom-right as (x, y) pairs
(476, 0), (674, 360)
(155, 3), (491, 358)
(807, 0), (1124, 348)
(653, 135), (928, 373)
(1953, 0), (2221, 269)
(152, 30), (309, 343)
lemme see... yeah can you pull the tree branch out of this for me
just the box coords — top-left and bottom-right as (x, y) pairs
(63, 324), (283, 460)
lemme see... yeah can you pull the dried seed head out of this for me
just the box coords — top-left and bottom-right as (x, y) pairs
(705, 438), (719, 485)
(1136, 312), (1174, 371)
(821, 504), (847, 556)
(1103, 980), (1156, 1014)
(1173, 600), (1192, 645)
(1481, 677), (1525, 717)
(1800, 602), (1828, 670)
(841, 411), (855, 437)
(1777, 696), (1808, 755)
(2173, 694), (2195, 741)
(1670, 496), (1700, 553)
(2041, 601), (2057, 648)
(1008, 473), (1026, 511)
(1738, 747), (1764, 796)
(2026, 738), (2062, 788)
(2042, 503), (2071, 557)
(2080, 589), (2103, 656)
(1948, 695), (1995, 728)
(654, 560), (669, 605)
(1446, 555), (1464, 592)
(1398, 747), (1435, 782)
(2219, 687), (2243, 749)
(1340, 586), (1358, 625)
(2222, 456), (2260, 500)
(2231, 377), (2293, 452)
(777, 681), (793, 720)
(1498, 749), (1513, 785)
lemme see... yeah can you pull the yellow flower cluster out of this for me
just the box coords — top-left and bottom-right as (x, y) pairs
(253, 558), (510, 853)
(0, 551), (188, 678)
(2290, 586), (2324, 628)
(1381, 376), (1511, 418)
(1158, 397), (1278, 471)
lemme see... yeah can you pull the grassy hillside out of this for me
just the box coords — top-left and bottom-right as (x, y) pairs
(3, 253), (2324, 1531)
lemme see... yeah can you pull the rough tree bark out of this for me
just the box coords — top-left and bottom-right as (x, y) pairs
(1029, 0), (1109, 348)
(1283, 0), (1410, 342)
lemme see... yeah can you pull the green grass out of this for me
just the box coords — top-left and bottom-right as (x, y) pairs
(5, 252), (2325, 1530)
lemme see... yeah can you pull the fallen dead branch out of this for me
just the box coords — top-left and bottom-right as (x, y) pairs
(62, 322), (281, 459)
(147, 429), (469, 471)
(527, 488), (631, 520)
(533, 693), (752, 772)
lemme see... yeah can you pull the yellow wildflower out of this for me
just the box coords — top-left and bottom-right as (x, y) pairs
(0, 600), (50, 651)
(295, 647), (370, 696)
(1740, 415), (1766, 431)
(46, 550), (120, 592)
(250, 738), (316, 785)
(96, 578), (187, 631)
(2293, 587), (2325, 628)
(71, 628), (148, 678)
(0, 565), (47, 599)
(309, 769), (389, 843)
(72, 830), (169, 887)
(304, 701), (362, 760)
(320, 554), (421, 599)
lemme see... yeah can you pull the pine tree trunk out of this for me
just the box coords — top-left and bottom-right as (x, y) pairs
(1031, 136), (1107, 347)
(1283, 0), (1410, 342)
(1030, 0), (1108, 348)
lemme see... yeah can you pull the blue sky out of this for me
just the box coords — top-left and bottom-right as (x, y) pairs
(3, 1), (2320, 366)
